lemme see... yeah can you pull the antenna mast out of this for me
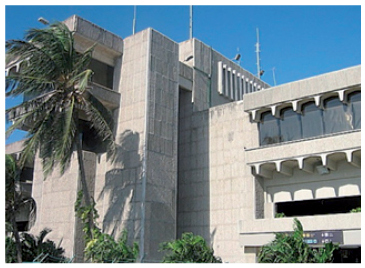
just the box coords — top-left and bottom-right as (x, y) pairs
(272, 67), (277, 86)
(189, 5), (193, 39)
(132, 6), (136, 35)
(255, 28), (262, 78)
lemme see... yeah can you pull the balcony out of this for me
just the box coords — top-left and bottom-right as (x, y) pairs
(246, 130), (361, 179)
(239, 213), (361, 248)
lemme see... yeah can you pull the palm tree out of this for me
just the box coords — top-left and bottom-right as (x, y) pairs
(5, 154), (36, 263)
(6, 22), (116, 240)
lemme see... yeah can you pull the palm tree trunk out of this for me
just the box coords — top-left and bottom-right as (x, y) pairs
(10, 209), (22, 263)
(75, 130), (95, 240)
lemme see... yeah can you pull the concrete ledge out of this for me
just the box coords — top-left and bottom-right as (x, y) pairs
(246, 130), (361, 164)
(239, 213), (361, 236)
(64, 15), (123, 54)
(244, 65), (361, 111)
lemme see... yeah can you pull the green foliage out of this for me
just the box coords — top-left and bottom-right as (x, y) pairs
(275, 212), (286, 218)
(6, 21), (116, 179)
(84, 229), (139, 263)
(5, 237), (17, 263)
(6, 154), (37, 262)
(350, 207), (361, 213)
(160, 232), (222, 263)
(75, 191), (138, 263)
(5, 229), (66, 263)
(74, 190), (99, 242)
(258, 218), (338, 263)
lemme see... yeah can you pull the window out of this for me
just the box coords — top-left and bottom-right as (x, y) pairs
(301, 101), (324, 139)
(89, 59), (114, 89)
(280, 107), (302, 142)
(348, 91), (361, 129)
(259, 111), (281, 145)
(323, 97), (352, 134)
(276, 196), (360, 217)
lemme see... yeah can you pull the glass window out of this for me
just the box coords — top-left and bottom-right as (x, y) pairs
(280, 108), (302, 142)
(301, 101), (324, 138)
(323, 97), (352, 134)
(348, 91), (361, 129)
(89, 59), (114, 89)
(259, 111), (281, 145)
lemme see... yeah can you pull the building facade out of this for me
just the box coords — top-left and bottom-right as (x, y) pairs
(6, 15), (361, 263)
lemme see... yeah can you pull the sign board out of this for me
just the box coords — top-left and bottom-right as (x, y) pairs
(283, 230), (343, 246)
(302, 230), (343, 246)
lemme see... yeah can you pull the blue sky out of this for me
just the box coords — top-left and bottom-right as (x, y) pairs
(4, 4), (362, 144)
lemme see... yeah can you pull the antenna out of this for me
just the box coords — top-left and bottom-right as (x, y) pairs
(272, 67), (277, 86)
(132, 6), (137, 35)
(189, 5), (193, 39)
(255, 28), (262, 78)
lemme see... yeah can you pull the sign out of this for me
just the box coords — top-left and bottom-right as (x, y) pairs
(283, 230), (343, 246)
(302, 230), (343, 245)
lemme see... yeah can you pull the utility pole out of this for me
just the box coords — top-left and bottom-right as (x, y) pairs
(255, 28), (262, 79)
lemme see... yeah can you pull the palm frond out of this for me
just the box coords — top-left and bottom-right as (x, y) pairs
(81, 93), (116, 160)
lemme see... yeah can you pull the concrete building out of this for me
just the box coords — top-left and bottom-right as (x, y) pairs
(6, 15), (361, 263)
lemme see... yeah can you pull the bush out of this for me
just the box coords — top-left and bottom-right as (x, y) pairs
(84, 229), (138, 263)
(350, 207), (361, 213)
(75, 190), (138, 263)
(258, 218), (338, 263)
(160, 232), (222, 263)
(5, 229), (66, 263)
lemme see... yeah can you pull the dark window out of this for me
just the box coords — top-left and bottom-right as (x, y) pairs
(259, 111), (281, 145)
(301, 101), (324, 138)
(280, 108), (302, 142)
(276, 195), (360, 217)
(323, 97), (352, 134)
(16, 221), (29, 232)
(348, 91), (361, 129)
(89, 59), (114, 89)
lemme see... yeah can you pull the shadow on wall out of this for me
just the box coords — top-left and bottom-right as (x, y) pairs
(98, 130), (141, 241)
(177, 89), (213, 245)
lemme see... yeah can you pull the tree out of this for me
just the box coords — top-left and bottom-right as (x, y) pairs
(160, 232), (222, 263)
(5, 154), (36, 263)
(258, 218), (338, 263)
(6, 21), (116, 240)
(75, 190), (138, 263)
(6, 228), (66, 263)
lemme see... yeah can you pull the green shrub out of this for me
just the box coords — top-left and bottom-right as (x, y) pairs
(5, 229), (66, 263)
(75, 190), (138, 263)
(258, 218), (338, 263)
(350, 207), (361, 213)
(160, 232), (222, 263)
(84, 229), (138, 263)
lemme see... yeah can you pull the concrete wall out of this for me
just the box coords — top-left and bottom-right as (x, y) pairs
(177, 89), (210, 241)
(179, 39), (270, 112)
(94, 28), (179, 262)
(30, 151), (96, 261)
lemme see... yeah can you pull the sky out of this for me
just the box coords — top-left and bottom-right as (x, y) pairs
(3, 3), (362, 144)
